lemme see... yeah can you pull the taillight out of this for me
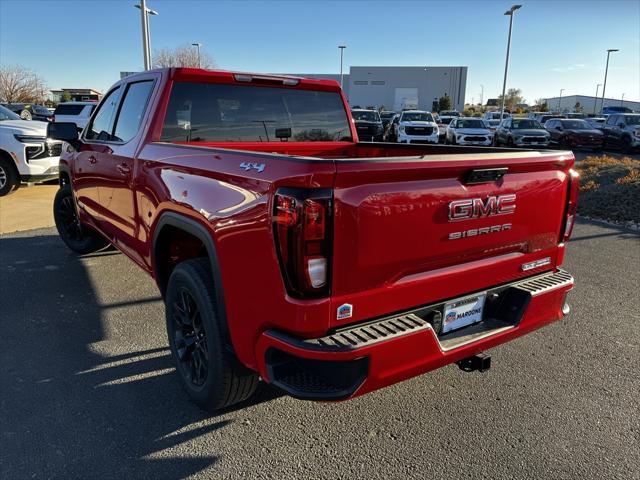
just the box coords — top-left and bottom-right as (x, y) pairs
(273, 188), (332, 298)
(561, 168), (580, 242)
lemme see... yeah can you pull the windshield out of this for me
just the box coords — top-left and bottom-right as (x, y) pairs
(441, 111), (459, 117)
(488, 120), (500, 126)
(455, 119), (487, 129)
(625, 115), (640, 125)
(161, 82), (353, 142)
(0, 105), (20, 121)
(560, 120), (591, 129)
(352, 110), (381, 122)
(33, 105), (50, 114)
(512, 119), (543, 129)
(380, 112), (396, 119)
(401, 112), (434, 122)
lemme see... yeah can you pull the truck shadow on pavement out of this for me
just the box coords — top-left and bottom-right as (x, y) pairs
(0, 232), (280, 480)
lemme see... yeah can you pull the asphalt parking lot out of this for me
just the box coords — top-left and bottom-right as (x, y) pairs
(1, 219), (638, 480)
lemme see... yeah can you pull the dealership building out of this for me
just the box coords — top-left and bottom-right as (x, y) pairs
(285, 66), (468, 112)
(542, 94), (640, 114)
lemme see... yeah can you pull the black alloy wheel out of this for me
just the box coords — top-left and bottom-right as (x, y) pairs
(171, 287), (209, 387)
(53, 185), (110, 253)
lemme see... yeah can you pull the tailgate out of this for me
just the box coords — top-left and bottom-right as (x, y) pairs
(330, 151), (574, 326)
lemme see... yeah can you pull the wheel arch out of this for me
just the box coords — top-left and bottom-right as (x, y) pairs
(152, 211), (234, 351)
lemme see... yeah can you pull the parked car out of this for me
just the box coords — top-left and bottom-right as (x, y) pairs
(2, 103), (54, 122)
(0, 105), (61, 196)
(602, 106), (633, 115)
(485, 119), (501, 132)
(483, 111), (510, 121)
(494, 117), (550, 147)
(439, 110), (461, 118)
(380, 111), (397, 129)
(599, 113), (640, 152)
(586, 117), (607, 128)
(564, 112), (586, 119)
(445, 117), (493, 146)
(436, 116), (452, 142)
(545, 118), (604, 151)
(47, 67), (577, 412)
(351, 109), (384, 142)
(384, 114), (400, 142)
(531, 114), (565, 126)
(396, 110), (439, 143)
(53, 101), (97, 131)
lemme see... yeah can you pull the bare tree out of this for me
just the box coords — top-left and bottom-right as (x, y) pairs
(0, 64), (49, 103)
(152, 43), (215, 69)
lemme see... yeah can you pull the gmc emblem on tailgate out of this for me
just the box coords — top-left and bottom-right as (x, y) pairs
(448, 194), (516, 221)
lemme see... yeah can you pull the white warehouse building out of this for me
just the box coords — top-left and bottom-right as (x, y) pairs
(542, 94), (640, 114)
(284, 66), (468, 112)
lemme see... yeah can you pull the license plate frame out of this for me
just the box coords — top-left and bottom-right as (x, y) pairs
(442, 293), (486, 334)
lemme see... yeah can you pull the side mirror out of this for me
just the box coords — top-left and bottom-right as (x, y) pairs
(618, 123), (625, 128)
(557, 126), (563, 131)
(48, 122), (79, 147)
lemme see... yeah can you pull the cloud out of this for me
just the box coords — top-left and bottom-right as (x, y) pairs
(551, 64), (586, 72)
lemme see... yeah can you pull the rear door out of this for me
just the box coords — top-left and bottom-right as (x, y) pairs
(329, 152), (572, 326)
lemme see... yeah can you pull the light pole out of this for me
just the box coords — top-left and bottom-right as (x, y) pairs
(338, 45), (346, 89)
(480, 84), (484, 110)
(600, 48), (619, 114)
(558, 88), (564, 113)
(499, 5), (522, 120)
(593, 83), (602, 114)
(621, 93), (625, 107)
(191, 43), (202, 68)
(134, 1), (159, 70)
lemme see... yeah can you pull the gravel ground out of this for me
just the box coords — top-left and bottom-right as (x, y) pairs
(1, 220), (639, 480)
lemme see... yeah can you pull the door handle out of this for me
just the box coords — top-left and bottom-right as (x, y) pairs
(116, 163), (131, 175)
(88, 155), (97, 165)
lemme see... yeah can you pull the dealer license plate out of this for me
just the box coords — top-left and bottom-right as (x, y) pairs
(442, 293), (486, 334)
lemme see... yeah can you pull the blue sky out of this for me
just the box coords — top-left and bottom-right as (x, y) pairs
(1, 0), (638, 103)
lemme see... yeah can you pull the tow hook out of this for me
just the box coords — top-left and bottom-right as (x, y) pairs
(457, 353), (491, 373)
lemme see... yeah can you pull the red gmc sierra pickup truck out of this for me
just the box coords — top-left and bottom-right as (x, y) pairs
(48, 68), (578, 411)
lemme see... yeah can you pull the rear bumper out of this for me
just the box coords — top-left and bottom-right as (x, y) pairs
(256, 269), (573, 400)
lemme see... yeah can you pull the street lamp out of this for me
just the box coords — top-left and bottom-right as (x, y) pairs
(558, 88), (564, 113)
(191, 43), (202, 68)
(338, 45), (346, 89)
(593, 83), (602, 114)
(499, 4), (522, 120)
(134, 0), (159, 70)
(621, 93), (625, 107)
(480, 84), (484, 110)
(600, 48), (619, 114)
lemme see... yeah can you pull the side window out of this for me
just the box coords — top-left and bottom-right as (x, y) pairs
(86, 87), (122, 141)
(606, 115), (616, 126)
(113, 81), (154, 143)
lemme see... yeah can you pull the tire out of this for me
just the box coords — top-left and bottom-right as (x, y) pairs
(622, 136), (633, 154)
(165, 257), (259, 411)
(53, 185), (110, 254)
(0, 157), (20, 196)
(507, 137), (514, 147)
(20, 109), (32, 121)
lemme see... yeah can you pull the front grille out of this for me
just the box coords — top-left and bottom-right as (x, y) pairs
(522, 136), (546, 143)
(26, 142), (62, 161)
(464, 136), (488, 142)
(405, 126), (434, 136)
(356, 125), (375, 134)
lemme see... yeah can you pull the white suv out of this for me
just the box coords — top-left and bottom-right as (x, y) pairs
(53, 101), (97, 131)
(0, 105), (61, 196)
(396, 110), (439, 144)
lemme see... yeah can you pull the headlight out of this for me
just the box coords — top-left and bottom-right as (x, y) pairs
(14, 134), (46, 144)
(399, 126), (405, 133)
